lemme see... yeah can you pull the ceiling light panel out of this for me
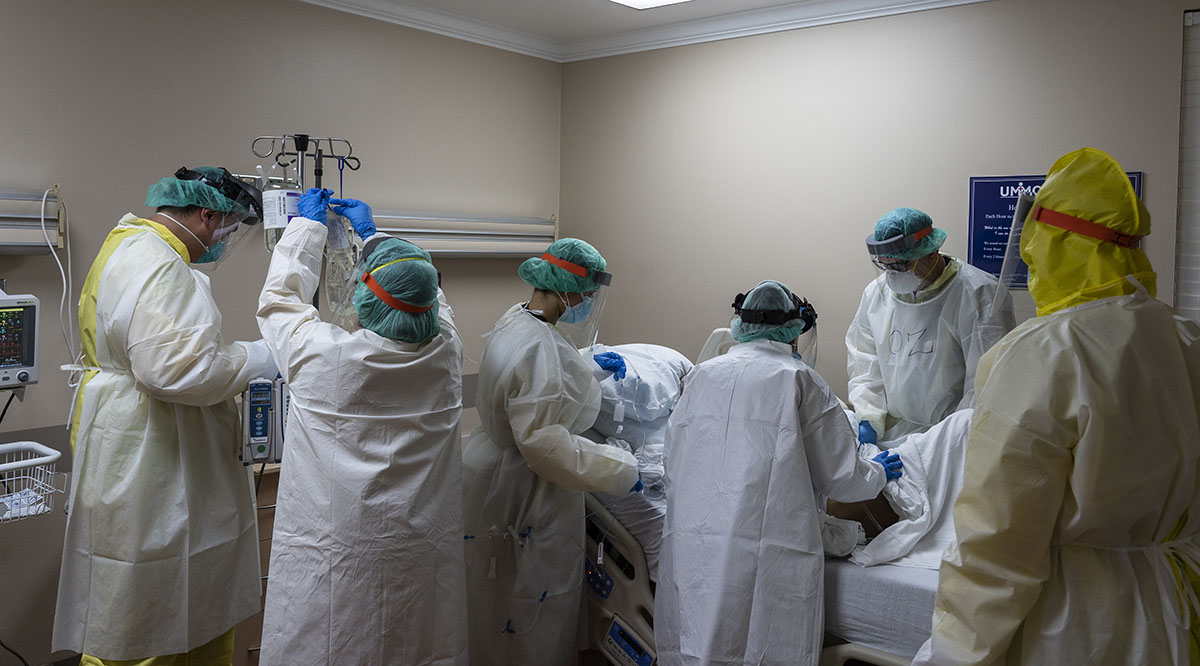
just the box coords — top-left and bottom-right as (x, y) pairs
(607, 0), (699, 10)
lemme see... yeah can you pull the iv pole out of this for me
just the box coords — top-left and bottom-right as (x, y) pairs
(251, 134), (363, 309)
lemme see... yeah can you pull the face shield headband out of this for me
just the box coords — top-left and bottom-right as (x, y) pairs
(174, 166), (264, 225)
(865, 224), (933, 258)
(731, 291), (818, 335)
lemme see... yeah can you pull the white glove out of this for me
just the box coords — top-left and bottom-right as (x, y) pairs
(240, 339), (279, 381)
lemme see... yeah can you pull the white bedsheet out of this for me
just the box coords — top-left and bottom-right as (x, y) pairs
(824, 558), (938, 659)
(592, 443), (667, 580)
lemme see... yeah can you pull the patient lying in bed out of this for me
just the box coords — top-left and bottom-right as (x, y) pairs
(580, 334), (966, 574)
(581, 342), (693, 582)
(825, 409), (973, 569)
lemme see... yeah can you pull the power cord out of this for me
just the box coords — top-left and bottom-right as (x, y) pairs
(0, 391), (15, 426)
(0, 634), (31, 666)
(40, 186), (77, 361)
(40, 186), (82, 428)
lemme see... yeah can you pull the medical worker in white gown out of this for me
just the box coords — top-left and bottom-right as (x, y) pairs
(913, 147), (1200, 665)
(258, 189), (466, 666)
(847, 208), (1014, 444)
(655, 280), (903, 666)
(462, 238), (639, 665)
(54, 167), (275, 664)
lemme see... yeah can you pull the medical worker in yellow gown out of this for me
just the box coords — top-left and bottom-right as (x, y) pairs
(913, 147), (1200, 665)
(54, 167), (275, 665)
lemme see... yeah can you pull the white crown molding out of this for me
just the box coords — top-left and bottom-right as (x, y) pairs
(559, 0), (997, 61)
(298, 0), (566, 60)
(299, 0), (998, 63)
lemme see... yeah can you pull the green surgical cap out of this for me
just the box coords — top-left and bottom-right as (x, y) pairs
(518, 237), (606, 293)
(354, 238), (441, 343)
(145, 167), (248, 216)
(731, 280), (807, 344)
(873, 207), (947, 261)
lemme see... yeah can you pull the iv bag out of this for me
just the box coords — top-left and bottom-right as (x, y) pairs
(323, 209), (362, 331)
(262, 174), (301, 252)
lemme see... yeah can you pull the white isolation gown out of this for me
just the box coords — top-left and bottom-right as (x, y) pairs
(461, 304), (639, 666)
(655, 340), (887, 666)
(54, 215), (274, 659)
(257, 218), (467, 666)
(912, 290), (1200, 665)
(846, 258), (1013, 441)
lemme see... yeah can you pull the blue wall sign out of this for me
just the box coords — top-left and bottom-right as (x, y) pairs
(967, 172), (1143, 289)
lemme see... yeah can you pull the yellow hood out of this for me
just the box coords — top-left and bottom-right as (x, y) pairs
(1021, 147), (1155, 316)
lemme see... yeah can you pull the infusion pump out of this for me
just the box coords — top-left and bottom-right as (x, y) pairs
(241, 376), (288, 465)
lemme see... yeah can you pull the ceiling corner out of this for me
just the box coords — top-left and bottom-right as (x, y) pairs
(298, 0), (570, 61)
(299, 0), (999, 64)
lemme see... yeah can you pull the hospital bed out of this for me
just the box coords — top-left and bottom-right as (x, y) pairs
(584, 492), (658, 666)
(580, 336), (943, 665)
(582, 493), (936, 666)
(821, 560), (938, 665)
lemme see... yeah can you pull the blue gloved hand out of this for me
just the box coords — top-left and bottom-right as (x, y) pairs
(630, 475), (644, 493)
(872, 450), (903, 480)
(593, 352), (627, 381)
(299, 187), (333, 224)
(858, 420), (877, 445)
(329, 197), (377, 240)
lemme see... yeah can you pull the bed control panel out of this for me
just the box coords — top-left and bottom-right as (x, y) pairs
(601, 616), (655, 666)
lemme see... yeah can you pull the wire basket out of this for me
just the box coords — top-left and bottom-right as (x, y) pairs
(0, 441), (65, 523)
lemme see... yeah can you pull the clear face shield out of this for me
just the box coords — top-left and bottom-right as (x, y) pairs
(793, 324), (818, 367)
(553, 270), (613, 350)
(173, 167), (264, 271)
(991, 193), (1036, 320)
(190, 210), (259, 271)
(790, 297), (819, 366)
(865, 227), (938, 296)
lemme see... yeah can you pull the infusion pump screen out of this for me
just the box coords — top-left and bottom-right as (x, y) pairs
(0, 306), (34, 368)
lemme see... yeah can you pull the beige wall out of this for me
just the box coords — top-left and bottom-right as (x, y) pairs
(561, 0), (1188, 396)
(0, 0), (556, 661)
(1, 0), (1192, 661)
(0, 0), (555, 435)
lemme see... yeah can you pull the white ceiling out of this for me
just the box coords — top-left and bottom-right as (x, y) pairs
(301, 0), (995, 62)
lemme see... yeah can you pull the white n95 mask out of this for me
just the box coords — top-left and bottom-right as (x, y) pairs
(886, 269), (924, 294)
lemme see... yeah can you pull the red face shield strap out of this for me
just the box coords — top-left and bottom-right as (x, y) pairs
(360, 272), (434, 313)
(541, 253), (589, 278)
(1032, 205), (1143, 249)
(908, 225), (933, 243)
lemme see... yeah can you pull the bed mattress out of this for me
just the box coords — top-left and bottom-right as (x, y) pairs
(823, 559), (938, 659)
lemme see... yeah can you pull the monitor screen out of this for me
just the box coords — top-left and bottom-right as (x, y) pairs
(0, 306), (35, 368)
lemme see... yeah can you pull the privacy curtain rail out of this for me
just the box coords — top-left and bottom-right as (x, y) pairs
(372, 210), (557, 258)
(0, 187), (63, 254)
